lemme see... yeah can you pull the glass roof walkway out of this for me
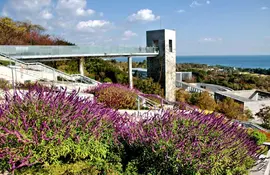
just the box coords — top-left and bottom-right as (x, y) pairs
(0, 45), (159, 60)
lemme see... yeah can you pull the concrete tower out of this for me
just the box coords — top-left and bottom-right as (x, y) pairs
(146, 29), (176, 101)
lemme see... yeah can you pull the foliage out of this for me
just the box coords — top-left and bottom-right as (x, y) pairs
(190, 91), (217, 111)
(87, 83), (138, 109)
(177, 63), (270, 92)
(0, 17), (73, 45)
(217, 98), (248, 121)
(85, 59), (128, 84)
(0, 60), (14, 66)
(176, 88), (191, 103)
(0, 78), (10, 90)
(256, 106), (270, 129)
(0, 86), (263, 174)
(134, 78), (164, 97)
(248, 130), (267, 145)
(119, 111), (261, 175)
(0, 86), (123, 173)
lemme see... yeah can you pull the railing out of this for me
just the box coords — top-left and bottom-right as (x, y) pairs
(176, 81), (214, 96)
(0, 46), (159, 57)
(137, 95), (160, 110)
(0, 53), (100, 85)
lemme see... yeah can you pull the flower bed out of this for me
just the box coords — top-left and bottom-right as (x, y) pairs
(0, 86), (263, 174)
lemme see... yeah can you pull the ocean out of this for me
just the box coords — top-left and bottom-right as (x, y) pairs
(115, 55), (270, 69)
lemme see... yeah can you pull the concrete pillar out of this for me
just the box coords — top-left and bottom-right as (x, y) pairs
(146, 29), (176, 101)
(128, 56), (133, 89)
(79, 57), (85, 76)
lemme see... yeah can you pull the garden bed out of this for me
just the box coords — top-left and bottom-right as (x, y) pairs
(0, 86), (265, 174)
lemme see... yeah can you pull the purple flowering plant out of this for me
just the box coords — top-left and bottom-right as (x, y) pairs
(0, 85), (263, 174)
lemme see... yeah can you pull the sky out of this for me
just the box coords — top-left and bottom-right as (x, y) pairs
(0, 0), (269, 55)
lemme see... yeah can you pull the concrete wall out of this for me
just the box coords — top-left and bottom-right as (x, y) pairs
(176, 72), (192, 82)
(146, 29), (176, 101)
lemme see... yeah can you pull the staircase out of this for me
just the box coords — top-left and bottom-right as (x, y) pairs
(0, 53), (100, 86)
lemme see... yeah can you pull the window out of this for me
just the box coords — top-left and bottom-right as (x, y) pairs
(153, 40), (159, 52)
(153, 40), (159, 47)
(169, 40), (173, 52)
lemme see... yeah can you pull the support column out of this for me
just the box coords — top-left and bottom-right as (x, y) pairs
(79, 57), (85, 76)
(128, 56), (133, 89)
(146, 29), (176, 101)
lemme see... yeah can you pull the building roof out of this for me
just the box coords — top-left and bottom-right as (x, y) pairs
(215, 90), (270, 103)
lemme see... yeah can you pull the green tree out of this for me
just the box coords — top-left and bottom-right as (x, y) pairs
(175, 89), (191, 103)
(256, 106), (270, 129)
(189, 92), (217, 111)
(134, 78), (164, 97)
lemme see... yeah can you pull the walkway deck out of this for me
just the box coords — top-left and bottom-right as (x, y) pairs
(0, 46), (159, 61)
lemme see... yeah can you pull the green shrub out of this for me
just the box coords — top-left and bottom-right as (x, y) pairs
(134, 78), (164, 97)
(0, 78), (10, 89)
(0, 86), (123, 173)
(256, 106), (270, 129)
(103, 77), (112, 83)
(249, 130), (267, 145)
(0, 60), (14, 66)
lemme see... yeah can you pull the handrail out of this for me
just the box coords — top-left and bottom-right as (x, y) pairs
(0, 53), (100, 85)
(0, 46), (159, 57)
(137, 95), (160, 110)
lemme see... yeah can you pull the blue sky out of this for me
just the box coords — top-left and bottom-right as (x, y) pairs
(0, 0), (269, 55)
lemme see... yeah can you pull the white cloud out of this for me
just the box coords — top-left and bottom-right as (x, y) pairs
(56, 0), (95, 16)
(177, 9), (186, 13)
(76, 20), (111, 32)
(199, 37), (223, 42)
(190, 1), (202, 8)
(128, 9), (160, 22)
(206, 1), (211, 5)
(1, 8), (9, 17)
(261, 7), (269, 10)
(76, 8), (95, 16)
(122, 30), (137, 40)
(40, 10), (53, 19)
(9, 0), (51, 12)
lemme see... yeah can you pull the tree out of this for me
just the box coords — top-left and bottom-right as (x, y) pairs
(191, 91), (217, 111)
(217, 98), (246, 120)
(134, 78), (164, 97)
(0, 17), (25, 44)
(256, 106), (270, 129)
(175, 89), (191, 103)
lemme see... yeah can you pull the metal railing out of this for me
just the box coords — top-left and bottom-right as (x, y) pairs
(0, 46), (159, 57)
(137, 95), (161, 110)
(0, 53), (100, 85)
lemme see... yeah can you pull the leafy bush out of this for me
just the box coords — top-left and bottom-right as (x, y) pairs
(0, 86), (263, 174)
(248, 130), (267, 145)
(217, 98), (248, 121)
(189, 91), (217, 111)
(86, 83), (138, 109)
(0, 60), (14, 66)
(0, 86), (123, 173)
(134, 78), (164, 97)
(256, 106), (270, 129)
(176, 88), (191, 103)
(0, 78), (10, 89)
(119, 111), (261, 175)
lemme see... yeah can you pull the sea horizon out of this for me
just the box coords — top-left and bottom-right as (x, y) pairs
(114, 55), (270, 69)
